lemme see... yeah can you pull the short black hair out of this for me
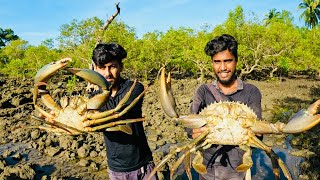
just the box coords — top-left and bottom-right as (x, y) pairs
(204, 34), (238, 61)
(92, 42), (127, 67)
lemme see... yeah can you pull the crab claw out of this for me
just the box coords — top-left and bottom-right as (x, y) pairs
(34, 58), (72, 83)
(282, 99), (320, 133)
(67, 68), (111, 110)
(159, 68), (207, 128)
(66, 68), (110, 91)
(159, 68), (178, 118)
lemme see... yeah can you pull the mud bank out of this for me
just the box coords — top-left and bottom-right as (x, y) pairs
(0, 75), (319, 179)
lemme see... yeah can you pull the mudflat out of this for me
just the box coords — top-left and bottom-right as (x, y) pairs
(0, 75), (319, 179)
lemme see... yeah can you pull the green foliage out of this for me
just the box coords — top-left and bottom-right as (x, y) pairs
(0, 28), (19, 48)
(264, 9), (294, 26)
(2, 58), (28, 78)
(67, 75), (78, 95)
(58, 17), (102, 48)
(278, 57), (290, 71)
(0, 39), (63, 77)
(1, 5), (320, 80)
(40, 39), (55, 49)
(0, 39), (28, 73)
(298, 0), (320, 29)
(23, 45), (61, 76)
(1, 39), (27, 60)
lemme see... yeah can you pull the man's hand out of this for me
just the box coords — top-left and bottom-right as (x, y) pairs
(192, 127), (207, 139)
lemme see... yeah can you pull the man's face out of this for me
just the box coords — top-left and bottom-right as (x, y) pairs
(94, 60), (123, 86)
(211, 49), (237, 85)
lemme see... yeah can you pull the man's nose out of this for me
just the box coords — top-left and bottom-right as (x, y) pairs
(102, 67), (111, 77)
(220, 62), (227, 70)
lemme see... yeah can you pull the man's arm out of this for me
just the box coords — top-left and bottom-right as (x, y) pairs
(188, 85), (206, 138)
(190, 86), (205, 114)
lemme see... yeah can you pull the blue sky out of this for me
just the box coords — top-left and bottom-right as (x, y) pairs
(1, 0), (304, 46)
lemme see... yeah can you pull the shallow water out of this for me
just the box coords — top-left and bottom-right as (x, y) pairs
(251, 147), (303, 180)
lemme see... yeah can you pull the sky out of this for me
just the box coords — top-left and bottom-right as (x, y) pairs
(1, 0), (305, 46)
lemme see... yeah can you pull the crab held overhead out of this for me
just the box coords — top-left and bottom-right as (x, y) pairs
(149, 68), (320, 180)
(32, 58), (147, 135)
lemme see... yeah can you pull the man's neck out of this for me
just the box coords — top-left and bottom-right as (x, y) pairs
(110, 78), (122, 97)
(218, 79), (238, 95)
(111, 86), (118, 97)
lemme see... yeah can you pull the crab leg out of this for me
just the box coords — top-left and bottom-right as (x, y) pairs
(246, 132), (292, 180)
(184, 147), (192, 180)
(34, 105), (55, 120)
(83, 84), (147, 126)
(41, 94), (62, 111)
(192, 150), (207, 174)
(169, 145), (208, 180)
(148, 129), (209, 180)
(169, 145), (195, 180)
(86, 80), (139, 119)
(105, 125), (131, 134)
(31, 115), (82, 135)
(84, 118), (145, 135)
(252, 99), (320, 134)
(236, 145), (253, 172)
(33, 83), (62, 123)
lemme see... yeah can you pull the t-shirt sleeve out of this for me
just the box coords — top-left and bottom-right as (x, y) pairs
(248, 85), (262, 119)
(190, 85), (206, 114)
(187, 85), (206, 138)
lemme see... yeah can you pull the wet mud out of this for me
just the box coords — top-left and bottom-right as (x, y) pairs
(0, 75), (319, 179)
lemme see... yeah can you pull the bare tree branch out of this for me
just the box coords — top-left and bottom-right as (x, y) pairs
(88, 2), (120, 92)
(97, 2), (121, 44)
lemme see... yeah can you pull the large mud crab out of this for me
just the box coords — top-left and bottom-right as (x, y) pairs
(149, 68), (320, 180)
(31, 58), (146, 135)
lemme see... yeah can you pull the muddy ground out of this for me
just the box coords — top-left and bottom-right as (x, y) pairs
(0, 73), (319, 180)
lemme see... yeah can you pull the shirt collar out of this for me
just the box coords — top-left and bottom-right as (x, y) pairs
(113, 77), (127, 97)
(212, 77), (243, 95)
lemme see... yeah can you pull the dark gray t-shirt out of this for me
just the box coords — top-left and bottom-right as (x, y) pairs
(189, 78), (262, 179)
(94, 78), (152, 172)
(190, 78), (262, 118)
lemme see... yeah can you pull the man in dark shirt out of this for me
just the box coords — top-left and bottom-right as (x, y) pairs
(92, 43), (156, 180)
(189, 34), (262, 179)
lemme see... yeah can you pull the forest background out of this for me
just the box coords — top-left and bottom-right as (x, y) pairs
(1, 2), (320, 82)
(0, 1), (320, 179)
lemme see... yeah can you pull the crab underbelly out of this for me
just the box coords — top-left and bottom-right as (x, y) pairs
(56, 106), (85, 131)
(206, 118), (248, 145)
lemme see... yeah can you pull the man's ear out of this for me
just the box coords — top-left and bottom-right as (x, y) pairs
(92, 63), (97, 70)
